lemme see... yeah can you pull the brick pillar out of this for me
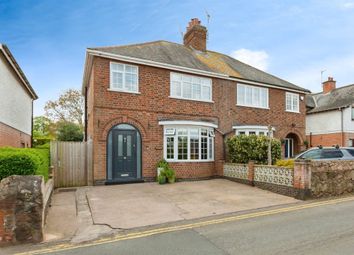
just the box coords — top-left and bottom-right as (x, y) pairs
(294, 160), (312, 199)
(248, 161), (255, 186)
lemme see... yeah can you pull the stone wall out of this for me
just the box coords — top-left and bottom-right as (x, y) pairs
(308, 160), (354, 198)
(0, 175), (52, 246)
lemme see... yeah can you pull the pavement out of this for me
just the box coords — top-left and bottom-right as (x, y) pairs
(42, 179), (298, 244)
(6, 195), (354, 255)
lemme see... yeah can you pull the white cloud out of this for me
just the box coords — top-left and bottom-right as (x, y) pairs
(341, 2), (354, 9)
(284, 54), (354, 93)
(230, 48), (269, 71)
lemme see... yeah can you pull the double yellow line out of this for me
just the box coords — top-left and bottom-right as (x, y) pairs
(16, 196), (354, 255)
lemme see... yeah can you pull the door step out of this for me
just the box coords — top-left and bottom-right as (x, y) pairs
(105, 179), (145, 185)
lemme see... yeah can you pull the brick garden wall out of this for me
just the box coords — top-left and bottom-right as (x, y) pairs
(87, 56), (307, 182)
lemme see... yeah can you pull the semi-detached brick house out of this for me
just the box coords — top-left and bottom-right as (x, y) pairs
(82, 18), (309, 184)
(306, 77), (354, 147)
(0, 44), (38, 148)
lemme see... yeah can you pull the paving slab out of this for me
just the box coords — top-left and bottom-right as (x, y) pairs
(44, 191), (78, 241)
(87, 179), (299, 229)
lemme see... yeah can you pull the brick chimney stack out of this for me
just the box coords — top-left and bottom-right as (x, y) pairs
(183, 18), (207, 51)
(323, 77), (336, 93)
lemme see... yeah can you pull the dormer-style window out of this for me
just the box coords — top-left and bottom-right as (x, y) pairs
(110, 62), (139, 93)
(170, 72), (212, 102)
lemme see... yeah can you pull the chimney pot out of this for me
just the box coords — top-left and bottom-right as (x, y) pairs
(183, 18), (207, 51)
(323, 77), (336, 93)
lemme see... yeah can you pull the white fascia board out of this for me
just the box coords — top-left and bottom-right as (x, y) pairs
(159, 120), (218, 128)
(232, 125), (276, 131)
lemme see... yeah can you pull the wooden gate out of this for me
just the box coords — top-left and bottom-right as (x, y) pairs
(50, 141), (93, 188)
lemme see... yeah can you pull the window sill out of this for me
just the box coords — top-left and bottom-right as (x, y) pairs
(236, 104), (270, 110)
(169, 96), (214, 104)
(107, 88), (141, 95)
(166, 160), (214, 163)
(285, 110), (300, 114)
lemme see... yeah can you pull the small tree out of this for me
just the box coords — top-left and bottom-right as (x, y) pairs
(227, 135), (281, 164)
(57, 122), (83, 142)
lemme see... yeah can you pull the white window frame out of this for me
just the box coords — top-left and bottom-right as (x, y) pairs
(236, 83), (269, 109)
(233, 125), (275, 137)
(109, 62), (139, 94)
(163, 125), (215, 162)
(170, 72), (213, 103)
(285, 92), (300, 113)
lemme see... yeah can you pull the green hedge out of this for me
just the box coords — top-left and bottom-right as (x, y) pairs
(0, 147), (50, 181)
(227, 135), (281, 164)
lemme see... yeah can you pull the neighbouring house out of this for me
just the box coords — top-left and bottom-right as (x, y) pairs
(0, 44), (38, 148)
(82, 18), (309, 184)
(306, 77), (354, 147)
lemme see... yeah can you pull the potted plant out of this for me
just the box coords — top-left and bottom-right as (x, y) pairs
(157, 159), (168, 177)
(158, 171), (167, 184)
(165, 168), (176, 183)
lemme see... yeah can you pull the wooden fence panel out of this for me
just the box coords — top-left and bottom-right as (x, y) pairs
(51, 141), (92, 188)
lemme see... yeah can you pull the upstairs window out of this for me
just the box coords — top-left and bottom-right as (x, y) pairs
(237, 84), (268, 109)
(285, 92), (299, 112)
(110, 62), (138, 93)
(351, 106), (354, 121)
(170, 72), (212, 102)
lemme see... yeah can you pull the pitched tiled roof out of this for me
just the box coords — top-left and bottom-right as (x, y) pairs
(90, 40), (309, 92)
(306, 84), (354, 113)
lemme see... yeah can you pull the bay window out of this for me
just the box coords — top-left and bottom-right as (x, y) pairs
(163, 126), (214, 161)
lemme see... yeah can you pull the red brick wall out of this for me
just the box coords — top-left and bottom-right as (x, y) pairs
(87, 56), (306, 182)
(0, 122), (31, 148)
(307, 132), (354, 147)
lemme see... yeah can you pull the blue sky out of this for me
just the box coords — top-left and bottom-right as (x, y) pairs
(1, 0), (354, 116)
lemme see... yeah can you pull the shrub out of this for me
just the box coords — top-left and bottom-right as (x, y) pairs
(275, 159), (294, 168)
(227, 135), (281, 164)
(33, 136), (52, 147)
(57, 122), (83, 141)
(0, 147), (50, 181)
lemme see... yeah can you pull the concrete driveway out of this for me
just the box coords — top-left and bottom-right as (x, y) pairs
(86, 179), (299, 229)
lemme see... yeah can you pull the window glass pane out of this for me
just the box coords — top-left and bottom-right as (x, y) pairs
(346, 148), (354, 156)
(245, 86), (252, 105)
(118, 135), (123, 156)
(208, 137), (213, 159)
(166, 137), (174, 159)
(352, 108), (354, 120)
(259, 132), (265, 136)
(237, 85), (245, 105)
(178, 136), (188, 160)
(172, 81), (181, 97)
(249, 131), (256, 135)
(201, 128), (208, 136)
(252, 87), (260, 106)
(201, 137), (208, 159)
(202, 86), (211, 100)
(182, 82), (192, 98)
(238, 131), (246, 135)
(300, 150), (322, 159)
(190, 128), (199, 160)
(260, 88), (267, 107)
(112, 72), (123, 89)
(126, 135), (132, 157)
(192, 83), (201, 99)
(111, 63), (123, 71)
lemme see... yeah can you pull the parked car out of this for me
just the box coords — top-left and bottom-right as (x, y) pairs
(295, 146), (354, 160)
